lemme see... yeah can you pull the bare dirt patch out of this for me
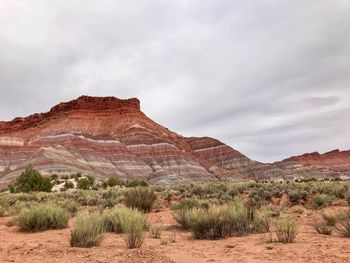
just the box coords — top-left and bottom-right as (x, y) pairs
(1, 208), (350, 263)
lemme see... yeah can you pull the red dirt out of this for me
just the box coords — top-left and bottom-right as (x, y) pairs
(1, 207), (350, 263)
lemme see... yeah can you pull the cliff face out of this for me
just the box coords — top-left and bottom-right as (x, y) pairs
(0, 95), (349, 187)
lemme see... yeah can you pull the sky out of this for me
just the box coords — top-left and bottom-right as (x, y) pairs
(0, 0), (349, 162)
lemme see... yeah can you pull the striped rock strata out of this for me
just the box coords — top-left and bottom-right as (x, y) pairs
(0, 96), (349, 186)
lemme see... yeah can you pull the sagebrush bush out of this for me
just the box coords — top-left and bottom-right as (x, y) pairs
(312, 194), (333, 209)
(173, 208), (193, 229)
(70, 212), (106, 247)
(185, 199), (252, 240)
(337, 210), (350, 237)
(16, 204), (69, 232)
(102, 205), (142, 233)
(124, 187), (157, 212)
(275, 217), (298, 243)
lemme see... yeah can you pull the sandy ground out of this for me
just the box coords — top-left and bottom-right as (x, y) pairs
(1, 207), (350, 263)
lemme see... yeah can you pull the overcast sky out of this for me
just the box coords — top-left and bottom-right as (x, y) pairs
(0, 1), (349, 162)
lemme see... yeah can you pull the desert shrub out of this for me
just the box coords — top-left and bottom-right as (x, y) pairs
(9, 167), (53, 193)
(102, 205), (144, 233)
(124, 187), (157, 212)
(188, 207), (225, 239)
(312, 220), (333, 235)
(70, 212), (106, 247)
(322, 209), (337, 227)
(119, 209), (147, 248)
(291, 205), (304, 214)
(56, 200), (80, 216)
(312, 194), (333, 209)
(64, 180), (74, 189)
(76, 176), (95, 190)
(275, 217), (298, 243)
(149, 225), (163, 239)
(253, 208), (272, 233)
(16, 204), (69, 232)
(311, 210), (336, 236)
(0, 206), (6, 217)
(248, 188), (272, 208)
(101, 190), (122, 208)
(287, 190), (305, 204)
(345, 191), (350, 205)
(186, 199), (251, 239)
(104, 176), (120, 188)
(336, 210), (350, 237)
(173, 208), (194, 229)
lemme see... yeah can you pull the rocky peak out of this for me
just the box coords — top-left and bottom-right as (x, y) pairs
(0, 96), (141, 134)
(49, 96), (140, 113)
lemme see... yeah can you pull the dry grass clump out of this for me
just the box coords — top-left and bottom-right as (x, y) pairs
(253, 208), (272, 233)
(176, 199), (252, 239)
(102, 205), (147, 248)
(16, 204), (69, 232)
(124, 187), (157, 212)
(312, 209), (337, 235)
(70, 212), (106, 247)
(149, 225), (163, 239)
(337, 210), (350, 237)
(275, 216), (298, 243)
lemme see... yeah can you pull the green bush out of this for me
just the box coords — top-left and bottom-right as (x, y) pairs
(124, 187), (157, 212)
(16, 204), (69, 232)
(104, 177), (120, 187)
(312, 194), (333, 209)
(76, 176), (95, 190)
(185, 199), (251, 240)
(64, 180), (74, 189)
(173, 208), (194, 229)
(9, 167), (53, 193)
(70, 212), (106, 247)
(275, 217), (298, 243)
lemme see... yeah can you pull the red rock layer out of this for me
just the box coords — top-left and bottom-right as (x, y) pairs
(0, 95), (349, 186)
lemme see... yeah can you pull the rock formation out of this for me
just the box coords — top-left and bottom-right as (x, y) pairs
(0, 96), (349, 187)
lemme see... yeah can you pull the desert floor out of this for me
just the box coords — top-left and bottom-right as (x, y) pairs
(1, 206), (350, 263)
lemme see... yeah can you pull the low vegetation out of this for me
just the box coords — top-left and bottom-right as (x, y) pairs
(124, 187), (157, 212)
(70, 212), (106, 247)
(337, 210), (350, 237)
(9, 167), (53, 193)
(275, 217), (298, 243)
(16, 204), (69, 232)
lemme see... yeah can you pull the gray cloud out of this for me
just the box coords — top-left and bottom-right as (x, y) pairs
(0, 0), (349, 162)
